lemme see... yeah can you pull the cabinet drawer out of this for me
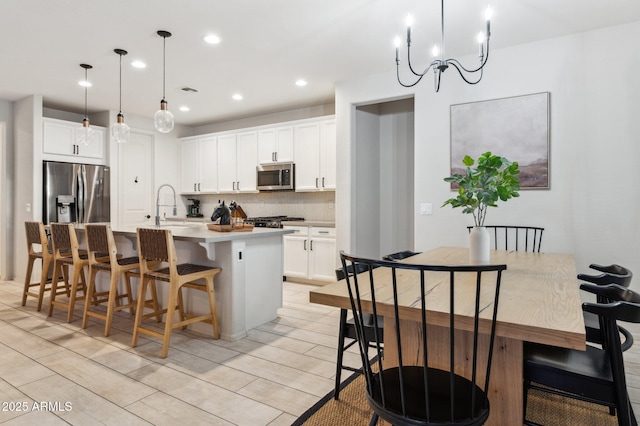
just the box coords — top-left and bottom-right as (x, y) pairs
(311, 227), (335, 238)
(283, 225), (309, 236)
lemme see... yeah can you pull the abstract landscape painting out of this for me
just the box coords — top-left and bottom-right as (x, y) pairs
(450, 92), (550, 189)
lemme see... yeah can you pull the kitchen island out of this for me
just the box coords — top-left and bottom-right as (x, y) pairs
(106, 223), (294, 341)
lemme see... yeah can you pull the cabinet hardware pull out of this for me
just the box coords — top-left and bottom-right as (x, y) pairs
(315, 178), (319, 188)
(198, 183), (201, 191)
(194, 183), (197, 192)
(304, 240), (307, 250)
(275, 152), (278, 162)
(310, 240), (313, 250)
(319, 231), (329, 234)
(322, 177), (325, 187)
(237, 181), (240, 190)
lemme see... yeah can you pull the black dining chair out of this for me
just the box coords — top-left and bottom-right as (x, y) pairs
(523, 283), (640, 426)
(333, 263), (383, 400)
(382, 250), (421, 261)
(340, 251), (507, 425)
(466, 225), (544, 252)
(578, 264), (634, 351)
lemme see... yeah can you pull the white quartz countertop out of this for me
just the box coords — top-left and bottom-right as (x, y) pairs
(78, 223), (293, 243)
(284, 220), (335, 228)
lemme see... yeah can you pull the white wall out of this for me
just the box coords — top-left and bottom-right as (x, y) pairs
(336, 21), (640, 290)
(0, 99), (13, 280)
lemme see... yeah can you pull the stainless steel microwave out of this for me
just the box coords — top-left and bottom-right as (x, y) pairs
(257, 162), (295, 191)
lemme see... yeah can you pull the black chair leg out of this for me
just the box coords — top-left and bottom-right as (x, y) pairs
(369, 413), (379, 426)
(334, 308), (348, 400)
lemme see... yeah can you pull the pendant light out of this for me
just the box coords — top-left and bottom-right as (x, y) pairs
(77, 64), (95, 146)
(154, 30), (174, 133)
(111, 48), (130, 143)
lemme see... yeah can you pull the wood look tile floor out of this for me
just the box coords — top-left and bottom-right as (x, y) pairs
(1, 279), (639, 425)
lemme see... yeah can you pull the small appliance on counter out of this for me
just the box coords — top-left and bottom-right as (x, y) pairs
(186, 198), (204, 217)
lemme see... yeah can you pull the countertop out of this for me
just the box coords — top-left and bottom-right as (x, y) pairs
(284, 221), (335, 228)
(77, 222), (293, 243)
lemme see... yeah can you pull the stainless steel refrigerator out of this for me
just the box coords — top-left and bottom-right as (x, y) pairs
(43, 161), (110, 224)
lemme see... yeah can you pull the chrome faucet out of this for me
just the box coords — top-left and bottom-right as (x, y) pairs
(155, 184), (177, 226)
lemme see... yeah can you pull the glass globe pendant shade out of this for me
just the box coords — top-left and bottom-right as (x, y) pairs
(111, 113), (130, 143)
(77, 118), (95, 146)
(154, 99), (174, 133)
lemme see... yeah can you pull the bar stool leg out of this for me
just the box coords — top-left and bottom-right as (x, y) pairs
(132, 275), (151, 348)
(81, 266), (100, 329)
(205, 276), (220, 339)
(36, 256), (54, 311)
(66, 265), (86, 323)
(161, 283), (180, 358)
(22, 256), (37, 306)
(103, 271), (121, 337)
(124, 272), (135, 315)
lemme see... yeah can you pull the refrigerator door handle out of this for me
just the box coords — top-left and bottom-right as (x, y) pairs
(77, 165), (86, 223)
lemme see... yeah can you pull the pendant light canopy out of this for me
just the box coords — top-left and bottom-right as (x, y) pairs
(77, 64), (95, 146)
(154, 30), (174, 133)
(111, 48), (130, 143)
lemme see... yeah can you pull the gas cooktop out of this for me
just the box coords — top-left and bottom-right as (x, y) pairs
(244, 216), (305, 228)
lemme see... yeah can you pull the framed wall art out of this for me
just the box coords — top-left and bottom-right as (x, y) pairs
(450, 92), (550, 189)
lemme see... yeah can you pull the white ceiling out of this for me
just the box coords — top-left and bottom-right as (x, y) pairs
(2, 0), (639, 127)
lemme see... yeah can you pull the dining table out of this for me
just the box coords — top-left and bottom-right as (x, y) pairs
(309, 247), (586, 425)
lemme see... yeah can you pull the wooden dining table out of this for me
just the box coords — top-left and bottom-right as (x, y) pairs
(309, 247), (586, 425)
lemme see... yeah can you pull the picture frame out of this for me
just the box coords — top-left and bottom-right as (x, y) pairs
(450, 92), (550, 189)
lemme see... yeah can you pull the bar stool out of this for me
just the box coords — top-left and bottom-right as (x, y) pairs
(132, 227), (222, 358)
(48, 223), (108, 322)
(82, 224), (153, 336)
(22, 221), (69, 311)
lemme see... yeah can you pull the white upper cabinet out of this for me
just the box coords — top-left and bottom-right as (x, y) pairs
(258, 126), (294, 164)
(293, 117), (336, 191)
(218, 131), (258, 193)
(42, 118), (106, 164)
(180, 136), (217, 194)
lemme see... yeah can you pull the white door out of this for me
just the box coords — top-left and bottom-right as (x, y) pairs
(119, 131), (154, 226)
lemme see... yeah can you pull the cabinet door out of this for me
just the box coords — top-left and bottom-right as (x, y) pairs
(283, 235), (309, 278)
(320, 120), (336, 190)
(217, 134), (237, 192)
(43, 119), (105, 161)
(199, 137), (218, 192)
(258, 128), (277, 164)
(180, 139), (199, 193)
(309, 237), (337, 281)
(235, 131), (258, 192)
(275, 126), (294, 162)
(293, 123), (321, 191)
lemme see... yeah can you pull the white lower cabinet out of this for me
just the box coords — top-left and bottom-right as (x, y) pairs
(283, 226), (336, 282)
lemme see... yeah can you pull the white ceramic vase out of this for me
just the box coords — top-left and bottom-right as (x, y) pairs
(469, 226), (490, 263)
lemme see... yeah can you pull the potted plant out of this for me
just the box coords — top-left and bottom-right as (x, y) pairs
(442, 151), (520, 262)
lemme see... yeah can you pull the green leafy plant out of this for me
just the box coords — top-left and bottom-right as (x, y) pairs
(442, 151), (520, 227)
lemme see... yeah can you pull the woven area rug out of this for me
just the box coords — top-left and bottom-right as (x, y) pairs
(293, 373), (619, 426)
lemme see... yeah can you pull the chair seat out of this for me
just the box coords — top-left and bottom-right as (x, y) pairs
(524, 342), (613, 397)
(370, 366), (489, 425)
(147, 263), (218, 281)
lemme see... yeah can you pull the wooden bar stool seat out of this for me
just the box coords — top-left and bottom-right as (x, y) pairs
(22, 221), (71, 311)
(82, 224), (157, 336)
(48, 223), (109, 323)
(132, 228), (222, 358)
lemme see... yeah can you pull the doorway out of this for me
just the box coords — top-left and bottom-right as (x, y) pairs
(354, 98), (415, 258)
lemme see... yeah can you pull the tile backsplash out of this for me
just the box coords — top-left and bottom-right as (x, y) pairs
(188, 191), (335, 222)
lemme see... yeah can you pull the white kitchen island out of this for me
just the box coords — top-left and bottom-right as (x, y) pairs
(107, 224), (294, 341)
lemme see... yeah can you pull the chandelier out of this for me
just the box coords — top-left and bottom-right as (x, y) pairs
(395, 0), (492, 91)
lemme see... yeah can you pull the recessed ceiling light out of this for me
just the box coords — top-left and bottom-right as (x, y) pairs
(78, 80), (92, 87)
(131, 60), (146, 69)
(179, 106), (190, 112)
(203, 34), (221, 44)
(232, 93), (243, 101)
(295, 79), (308, 87)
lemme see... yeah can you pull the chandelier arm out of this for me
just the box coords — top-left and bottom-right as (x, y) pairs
(397, 63), (429, 88)
(448, 61), (484, 85)
(445, 39), (490, 74)
(406, 42), (428, 77)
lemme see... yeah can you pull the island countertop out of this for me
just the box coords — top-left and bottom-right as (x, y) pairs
(110, 223), (294, 243)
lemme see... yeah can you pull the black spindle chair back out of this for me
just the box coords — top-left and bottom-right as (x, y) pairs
(340, 251), (506, 426)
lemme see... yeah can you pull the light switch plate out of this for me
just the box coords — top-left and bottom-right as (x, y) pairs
(420, 203), (433, 215)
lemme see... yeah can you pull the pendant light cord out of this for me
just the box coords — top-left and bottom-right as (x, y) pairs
(119, 53), (123, 113)
(162, 34), (166, 101)
(84, 66), (88, 119)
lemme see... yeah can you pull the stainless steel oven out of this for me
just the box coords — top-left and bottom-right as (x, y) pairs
(257, 162), (295, 191)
